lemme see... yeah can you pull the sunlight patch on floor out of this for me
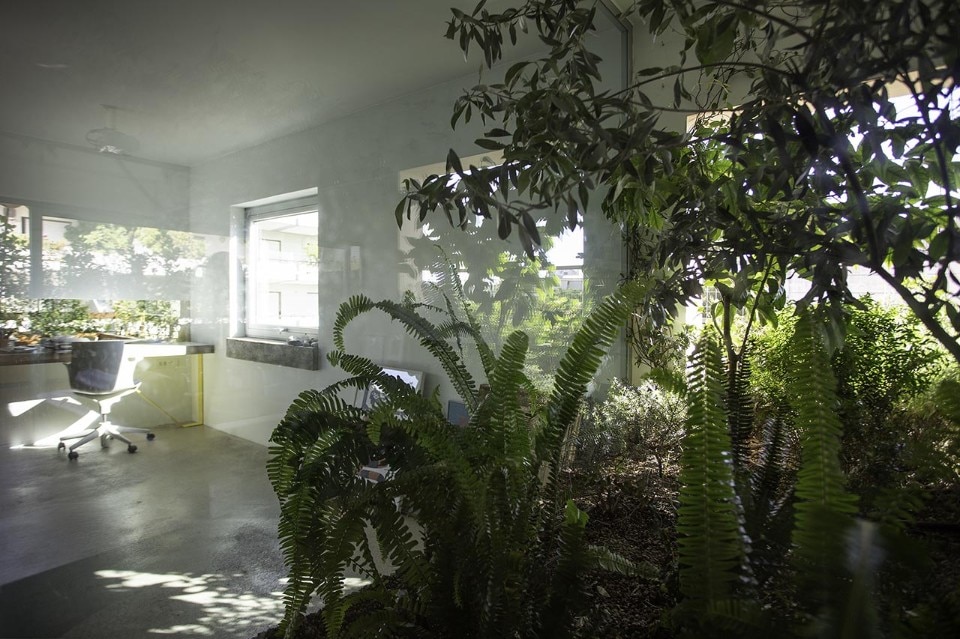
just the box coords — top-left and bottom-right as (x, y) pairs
(95, 569), (286, 636)
(93, 569), (374, 636)
(7, 396), (99, 449)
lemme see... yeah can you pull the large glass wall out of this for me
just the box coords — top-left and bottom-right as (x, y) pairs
(1, 203), (220, 343)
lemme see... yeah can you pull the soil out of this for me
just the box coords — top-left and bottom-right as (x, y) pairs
(576, 461), (680, 638)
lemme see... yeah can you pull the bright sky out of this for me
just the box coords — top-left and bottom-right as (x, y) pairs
(546, 226), (584, 267)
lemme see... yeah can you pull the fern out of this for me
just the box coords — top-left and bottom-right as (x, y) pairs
(789, 313), (859, 619)
(268, 277), (646, 638)
(332, 294), (481, 411)
(677, 331), (745, 608)
(727, 348), (754, 471)
(741, 409), (798, 584)
(540, 279), (649, 480)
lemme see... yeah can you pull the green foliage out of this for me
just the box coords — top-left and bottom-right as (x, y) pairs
(750, 300), (949, 504)
(404, 225), (588, 394)
(577, 378), (685, 478)
(676, 331), (745, 615)
(671, 312), (930, 636)
(110, 300), (182, 339)
(15, 298), (181, 339)
(268, 275), (651, 638)
(388, 1), (960, 634)
(399, 0), (960, 363)
(789, 314), (860, 622)
(0, 212), (29, 311)
(27, 299), (93, 335)
(52, 220), (205, 298)
(890, 367), (960, 488)
(629, 312), (692, 373)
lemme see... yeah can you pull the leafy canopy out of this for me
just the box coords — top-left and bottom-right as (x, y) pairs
(398, 0), (960, 361)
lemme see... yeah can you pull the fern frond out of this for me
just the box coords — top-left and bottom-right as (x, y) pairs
(539, 499), (591, 638)
(642, 365), (688, 398)
(586, 545), (657, 578)
(271, 278), (648, 638)
(749, 411), (796, 521)
(789, 313), (858, 608)
(540, 280), (648, 476)
(677, 331), (745, 608)
(314, 499), (373, 638)
(275, 482), (320, 637)
(485, 330), (531, 461)
(728, 349), (754, 470)
(427, 247), (498, 377)
(331, 295), (481, 410)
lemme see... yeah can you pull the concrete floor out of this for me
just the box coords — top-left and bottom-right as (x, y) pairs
(0, 425), (288, 639)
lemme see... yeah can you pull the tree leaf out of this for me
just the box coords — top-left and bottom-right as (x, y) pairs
(475, 138), (506, 151)
(446, 148), (464, 176)
(497, 212), (512, 239)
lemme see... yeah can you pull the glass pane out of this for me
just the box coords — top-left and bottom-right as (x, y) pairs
(0, 205), (30, 328)
(246, 210), (319, 331)
(12, 298), (184, 341)
(40, 216), (211, 301)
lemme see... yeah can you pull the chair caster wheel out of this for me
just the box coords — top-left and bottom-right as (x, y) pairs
(58, 442), (65, 451)
(67, 451), (79, 460)
(146, 433), (155, 441)
(127, 444), (138, 453)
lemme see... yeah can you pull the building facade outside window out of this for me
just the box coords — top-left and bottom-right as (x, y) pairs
(244, 197), (319, 339)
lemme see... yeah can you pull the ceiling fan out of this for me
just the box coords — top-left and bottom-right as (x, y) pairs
(85, 105), (140, 156)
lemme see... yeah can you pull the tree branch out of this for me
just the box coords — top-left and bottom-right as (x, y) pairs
(626, 61), (794, 95)
(738, 259), (778, 359)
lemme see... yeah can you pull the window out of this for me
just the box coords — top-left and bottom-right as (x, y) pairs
(244, 197), (319, 338)
(398, 156), (589, 390)
(1, 202), (210, 340)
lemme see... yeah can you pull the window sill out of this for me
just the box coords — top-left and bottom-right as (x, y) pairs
(226, 337), (320, 370)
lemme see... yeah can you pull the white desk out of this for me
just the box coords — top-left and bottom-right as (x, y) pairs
(1, 341), (214, 428)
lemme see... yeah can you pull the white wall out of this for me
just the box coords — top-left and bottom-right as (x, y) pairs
(188, 74), (491, 444)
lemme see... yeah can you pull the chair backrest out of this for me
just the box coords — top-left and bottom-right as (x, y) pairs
(67, 341), (139, 393)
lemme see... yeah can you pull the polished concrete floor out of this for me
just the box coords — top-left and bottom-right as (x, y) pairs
(0, 425), (288, 639)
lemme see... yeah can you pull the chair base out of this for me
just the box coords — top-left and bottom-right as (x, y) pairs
(58, 422), (155, 459)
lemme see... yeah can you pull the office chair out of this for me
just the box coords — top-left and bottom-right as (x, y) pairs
(57, 340), (155, 460)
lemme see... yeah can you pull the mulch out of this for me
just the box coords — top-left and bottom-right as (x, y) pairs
(252, 464), (960, 638)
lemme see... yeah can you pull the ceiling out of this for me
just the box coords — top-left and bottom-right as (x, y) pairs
(0, 0), (551, 167)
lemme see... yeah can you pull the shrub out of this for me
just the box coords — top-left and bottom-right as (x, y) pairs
(576, 378), (685, 478)
(749, 299), (947, 500)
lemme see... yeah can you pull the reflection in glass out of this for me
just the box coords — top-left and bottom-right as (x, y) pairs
(405, 214), (588, 393)
(0, 205), (31, 326)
